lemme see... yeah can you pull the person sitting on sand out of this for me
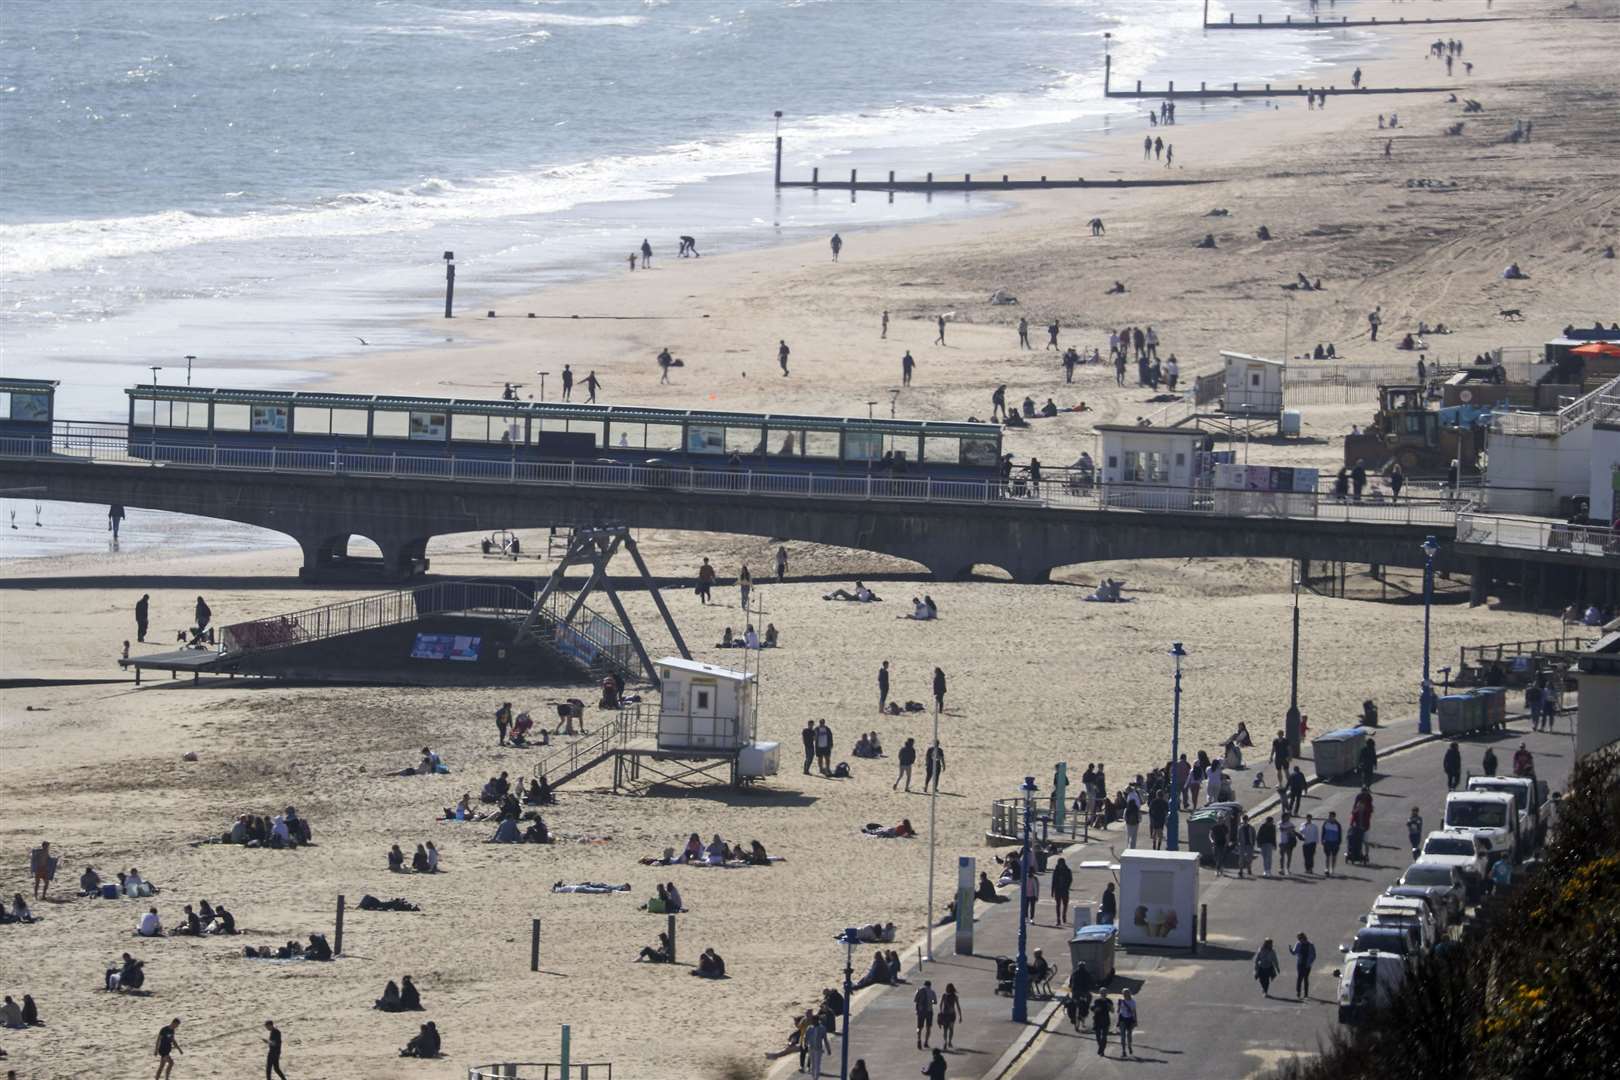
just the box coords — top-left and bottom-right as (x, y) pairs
(388, 845), (406, 872)
(665, 881), (686, 913)
(489, 818), (521, 844)
(399, 975), (423, 1010)
(705, 835), (728, 865)
(976, 872), (1007, 903)
(640, 846), (678, 866)
(1003, 410), (1028, 428)
(375, 980), (403, 1011)
(416, 748), (439, 775)
(824, 581), (879, 602)
(643, 884), (670, 913)
(680, 832), (703, 863)
(746, 839), (771, 865)
(854, 733), (877, 758)
(692, 947), (727, 978)
(174, 904), (203, 937)
(764, 623), (779, 647)
(1196, 233), (1217, 249)
(105, 953), (144, 992)
(1107, 281), (1127, 294)
(637, 931), (673, 963)
(400, 1021), (440, 1059)
(526, 776), (553, 805)
(523, 818), (551, 844)
(719, 626), (734, 648)
(411, 845), (431, 873)
(1040, 398), (1059, 418)
(80, 866), (102, 896)
(852, 952), (889, 990)
(210, 904), (236, 935)
(136, 906), (162, 937)
(902, 597), (932, 620)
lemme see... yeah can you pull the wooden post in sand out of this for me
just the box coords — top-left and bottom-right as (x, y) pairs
(667, 913), (677, 963)
(531, 918), (541, 972)
(334, 895), (346, 955)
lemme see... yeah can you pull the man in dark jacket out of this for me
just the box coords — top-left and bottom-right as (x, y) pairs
(801, 722), (815, 776)
(877, 661), (890, 713)
(135, 594), (150, 643)
(1443, 741), (1462, 790)
(932, 667), (947, 714)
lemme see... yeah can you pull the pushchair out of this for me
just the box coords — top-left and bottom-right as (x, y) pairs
(1346, 823), (1368, 865)
(994, 956), (1016, 996)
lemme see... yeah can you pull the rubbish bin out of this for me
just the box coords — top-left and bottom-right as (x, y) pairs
(1437, 693), (1478, 735)
(1477, 686), (1506, 730)
(1187, 802), (1241, 866)
(1068, 923), (1117, 984)
(1311, 726), (1368, 779)
(1072, 906), (1092, 929)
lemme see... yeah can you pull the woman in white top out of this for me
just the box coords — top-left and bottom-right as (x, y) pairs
(425, 842), (440, 873)
(137, 907), (163, 937)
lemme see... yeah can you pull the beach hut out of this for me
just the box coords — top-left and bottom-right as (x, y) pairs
(653, 657), (778, 778)
(1220, 351), (1286, 416)
(1096, 425), (1213, 510)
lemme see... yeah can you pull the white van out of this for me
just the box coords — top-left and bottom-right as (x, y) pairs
(1443, 791), (1519, 864)
(1466, 776), (1550, 852)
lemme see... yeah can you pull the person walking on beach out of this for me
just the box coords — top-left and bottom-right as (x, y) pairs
(678, 235), (699, 257)
(1143, 135), (1152, 160)
(990, 384), (1007, 422)
(802, 722), (815, 776)
(895, 738), (916, 791)
(1046, 321), (1060, 350)
(1165, 144), (1173, 167)
(830, 233), (842, 261)
(628, 251), (638, 271)
(1089, 216), (1104, 235)
(109, 503), (126, 541)
(938, 983), (961, 1050)
(814, 719), (833, 776)
(1443, 740), (1462, 790)
(657, 347), (674, 383)
(878, 660), (891, 712)
(1253, 938), (1281, 997)
(881, 309), (889, 339)
(775, 546), (788, 583)
(1090, 992), (1113, 1057)
(1018, 317), (1030, 348)
(264, 1020), (286, 1080)
(193, 596), (212, 636)
(561, 364), (574, 400)
(934, 315), (947, 346)
(932, 667), (947, 714)
(1153, 136), (1163, 160)
(30, 840), (55, 899)
(902, 350), (915, 386)
(135, 594), (150, 643)
(737, 564), (752, 610)
(924, 742), (945, 794)
(155, 1018), (182, 1080)
(696, 557), (715, 604)
(914, 979), (937, 1048)
(1290, 932), (1316, 1000)
(1368, 305), (1382, 342)
(778, 340), (791, 377)
(583, 370), (602, 403)
(640, 238), (652, 268)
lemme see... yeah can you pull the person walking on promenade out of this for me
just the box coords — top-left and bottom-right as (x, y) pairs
(878, 660), (891, 713)
(934, 315), (947, 346)
(1278, 814), (1297, 876)
(1285, 765), (1307, 816)
(135, 593), (150, 643)
(738, 564), (752, 610)
(1271, 730), (1290, 788)
(778, 339), (791, 377)
(1257, 815), (1277, 877)
(1018, 317), (1030, 348)
(1407, 806), (1424, 861)
(1124, 795), (1141, 849)
(914, 980), (937, 1049)
(1090, 992), (1113, 1057)
(924, 742), (945, 794)
(1023, 869), (1040, 922)
(1149, 788), (1168, 849)
(1099, 882), (1117, 926)
(1352, 786), (1375, 846)
(1236, 813), (1256, 877)
(923, 1048), (947, 1080)
(1443, 740), (1462, 790)
(805, 1013), (829, 1077)
(895, 738), (916, 792)
(1358, 736), (1378, 787)
(881, 309), (889, 339)
(932, 667), (947, 714)
(561, 364), (574, 400)
(583, 370), (602, 403)
(155, 1017), (182, 1079)
(1210, 816), (1230, 876)
(1117, 989), (1137, 1058)
(1321, 811), (1343, 876)
(801, 721), (816, 776)
(902, 350), (915, 386)
(1290, 932), (1316, 1000)
(1482, 746), (1498, 777)
(1253, 938), (1281, 997)
(1300, 814), (1320, 874)
(1051, 856), (1072, 924)
(938, 983), (962, 1050)
(264, 1020), (287, 1080)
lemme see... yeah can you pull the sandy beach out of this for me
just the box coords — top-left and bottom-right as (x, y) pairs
(3, 3), (1618, 1077)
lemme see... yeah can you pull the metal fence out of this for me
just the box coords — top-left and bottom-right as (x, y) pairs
(221, 580), (531, 653)
(1455, 512), (1620, 557)
(0, 434), (1463, 527)
(468, 1064), (611, 1080)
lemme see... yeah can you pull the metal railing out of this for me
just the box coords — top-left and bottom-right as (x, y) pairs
(530, 704), (660, 783)
(468, 1063), (611, 1080)
(1490, 375), (1620, 436)
(1455, 512), (1620, 557)
(535, 590), (637, 680)
(0, 433), (1464, 527)
(220, 580), (532, 653)
(1458, 636), (1596, 670)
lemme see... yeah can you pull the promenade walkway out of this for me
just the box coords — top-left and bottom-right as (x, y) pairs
(798, 706), (1575, 1080)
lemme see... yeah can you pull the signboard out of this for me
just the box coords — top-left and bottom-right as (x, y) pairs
(409, 410), (448, 441)
(409, 633), (481, 661)
(9, 393), (50, 422)
(251, 405), (288, 433)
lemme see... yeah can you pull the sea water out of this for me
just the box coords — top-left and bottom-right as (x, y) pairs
(0, 0), (1371, 559)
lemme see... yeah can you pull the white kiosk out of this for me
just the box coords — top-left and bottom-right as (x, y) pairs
(1117, 849), (1200, 950)
(653, 657), (779, 779)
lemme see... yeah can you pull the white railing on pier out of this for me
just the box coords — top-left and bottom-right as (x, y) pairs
(0, 434), (1461, 528)
(1455, 512), (1620, 558)
(1490, 374), (1620, 436)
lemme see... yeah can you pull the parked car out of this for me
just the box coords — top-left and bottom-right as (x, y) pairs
(1392, 861), (1468, 926)
(1365, 896), (1438, 953)
(1334, 949), (1409, 1025)
(1419, 829), (1491, 900)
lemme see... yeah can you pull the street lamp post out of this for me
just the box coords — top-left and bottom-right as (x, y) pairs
(1012, 775), (1037, 1022)
(1286, 568), (1302, 758)
(839, 927), (857, 1080)
(925, 701), (941, 960)
(1419, 536), (1440, 734)
(1167, 643), (1187, 851)
(147, 366), (163, 447)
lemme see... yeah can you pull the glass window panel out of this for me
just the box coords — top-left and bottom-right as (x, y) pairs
(373, 410), (409, 439)
(9, 393), (51, 421)
(452, 414), (490, 442)
(644, 424), (683, 453)
(961, 437), (999, 466)
(802, 431), (839, 458)
(180, 401), (211, 429)
(726, 426), (765, 455)
(214, 403), (251, 431)
(294, 407), (331, 435)
(844, 431), (883, 461)
(132, 399), (155, 427)
(609, 422), (645, 450)
(409, 410), (448, 441)
(922, 435), (960, 463)
(331, 409), (368, 436)
(773, 429), (803, 456)
(565, 418), (605, 448)
(687, 425), (724, 454)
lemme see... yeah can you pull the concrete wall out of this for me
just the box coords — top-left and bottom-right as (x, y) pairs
(1575, 670), (1620, 760)
(1590, 425), (1620, 526)
(1485, 424), (1592, 515)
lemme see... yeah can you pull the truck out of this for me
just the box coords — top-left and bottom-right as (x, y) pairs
(1443, 790), (1520, 865)
(1466, 775), (1551, 852)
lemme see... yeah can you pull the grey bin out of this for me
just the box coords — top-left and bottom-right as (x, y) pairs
(1187, 801), (1242, 866)
(1068, 923), (1118, 983)
(1311, 726), (1369, 779)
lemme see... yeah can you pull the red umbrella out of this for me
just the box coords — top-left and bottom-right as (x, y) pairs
(1570, 342), (1620, 357)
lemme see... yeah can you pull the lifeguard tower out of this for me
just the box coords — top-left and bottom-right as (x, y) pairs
(531, 655), (779, 792)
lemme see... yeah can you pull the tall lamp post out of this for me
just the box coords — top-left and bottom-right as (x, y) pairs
(1167, 643), (1187, 851)
(1419, 536), (1440, 734)
(147, 366), (163, 447)
(1012, 775), (1037, 1022)
(1286, 568), (1303, 758)
(924, 701), (942, 960)
(838, 927), (857, 1080)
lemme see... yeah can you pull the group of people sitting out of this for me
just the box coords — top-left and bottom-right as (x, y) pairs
(144, 900), (236, 937)
(861, 820), (916, 839)
(639, 882), (687, 913)
(375, 975), (424, 1012)
(0, 994), (41, 1029)
(716, 623), (780, 649)
(388, 843), (442, 873)
(852, 732), (885, 758)
(478, 772), (516, 804)
(899, 596), (939, 621)
(3, 894), (36, 925)
(103, 953), (146, 992)
(78, 865), (158, 900)
(489, 814), (551, 844)
(1309, 343), (1340, 359)
(403, 747), (449, 776)
(824, 582), (880, 602)
(691, 947), (727, 978)
(1082, 579), (1130, 603)
(399, 1021), (441, 1058)
(851, 949), (908, 990)
(221, 807), (312, 849)
(851, 921), (897, 944)
(244, 933), (332, 961)
(653, 832), (772, 867)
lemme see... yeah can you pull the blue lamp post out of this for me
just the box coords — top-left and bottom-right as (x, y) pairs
(839, 927), (857, 1080)
(1167, 642), (1187, 851)
(1012, 775), (1037, 1022)
(1419, 536), (1440, 734)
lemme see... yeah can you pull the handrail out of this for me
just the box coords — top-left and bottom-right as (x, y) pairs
(1457, 636), (1595, 670)
(0, 433), (1465, 528)
(468, 1063), (612, 1080)
(531, 703), (661, 783)
(1491, 374), (1620, 436)
(1455, 511), (1620, 556)
(221, 580), (530, 653)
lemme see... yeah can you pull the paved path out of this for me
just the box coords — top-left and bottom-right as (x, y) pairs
(785, 706), (1575, 1080)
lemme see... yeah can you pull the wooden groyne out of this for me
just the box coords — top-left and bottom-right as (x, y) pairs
(1102, 54), (1454, 99)
(1201, 1), (1516, 31)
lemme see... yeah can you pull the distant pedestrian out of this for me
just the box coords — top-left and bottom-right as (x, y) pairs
(584, 370), (602, 403)
(1165, 144), (1173, 167)
(1123, 797), (1141, 849)
(1046, 321), (1060, 350)
(830, 233), (843, 261)
(1089, 216), (1105, 236)
(924, 742), (945, 794)
(677, 235), (699, 257)
(1300, 814), (1319, 874)
(814, 719), (833, 775)
(1143, 135), (1152, 160)
(1090, 992), (1113, 1056)
(1270, 730), (1290, 787)
(914, 980), (937, 1048)
(923, 1049), (947, 1080)
(881, 309), (889, 338)
(1286, 765), (1306, 815)
(1023, 868), (1040, 921)
(561, 364), (574, 400)
(1482, 746), (1498, 777)
(264, 1020), (286, 1080)
(778, 340), (791, 377)
(30, 840), (54, 899)
(1278, 814), (1297, 875)
(1389, 462), (1406, 502)
(1117, 989), (1137, 1058)
(640, 238), (652, 267)
(805, 1015), (829, 1078)
(1237, 813), (1256, 877)
(902, 351), (915, 386)
(801, 722), (815, 776)
(1257, 815), (1277, 877)
(935, 315), (947, 346)
(194, 596), (212, 634)
(135, 593), (150, 643)
(1098, 881), (1117, 925)
(628, 251), (637, 271)
(1051, 856), (1072, 924)
(1358, 736), (1378, 787)
(896, 737), (916, 792)
(938, 983), (961, 1050)
(1407, 806), (1424, 860)
(1289, 933), (1316, 999)
(1321, 811), (1343, 876)
(932, 667), (947, 714)
(1253, 938), (1281, 996)
(738, 564), (752, 610)
(775, 545), (788, 583)
(696, 557), (715, 604)
(495, 702), (512, 746)
(1018, 317), (1030, 348)
(878, 660), (891, 712)
(109, 503), (126, 541)
(1368, 305), (1382, 342)
(990, 384), (1007, 421)
(1153, 136), (1163, 160)
(155, 1018), (182, 1079)
(1148, 790), (1168, 849)
(1209, 816), (1230, 876)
